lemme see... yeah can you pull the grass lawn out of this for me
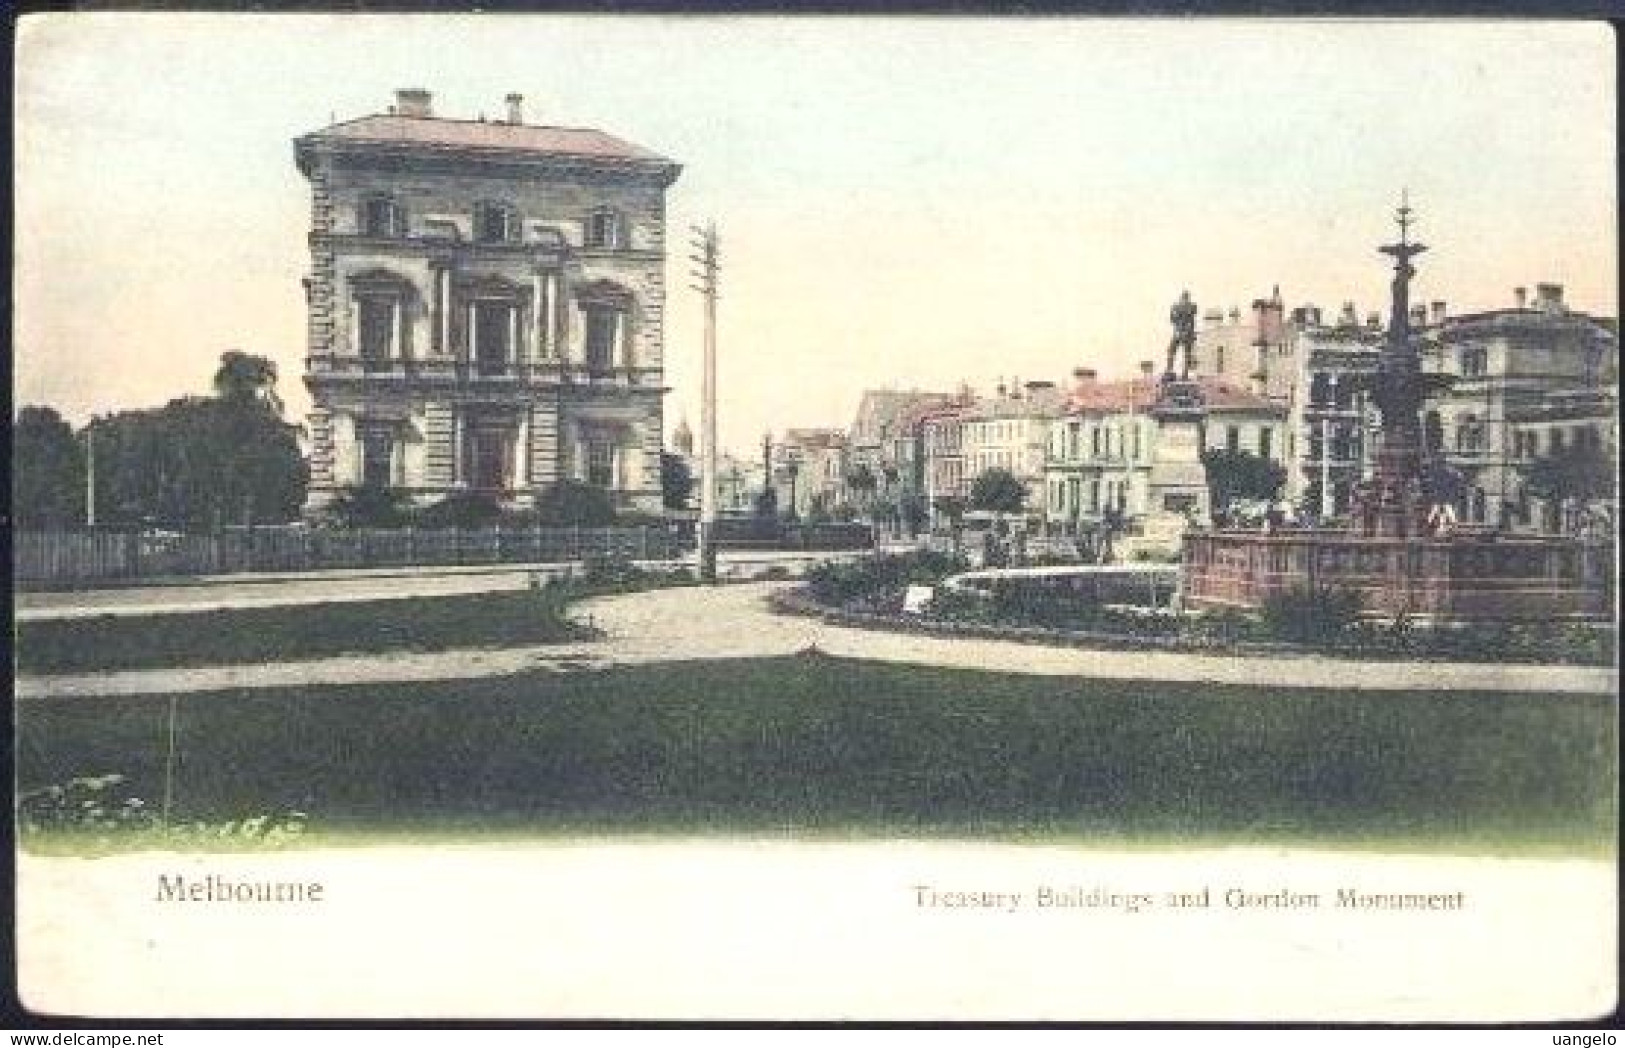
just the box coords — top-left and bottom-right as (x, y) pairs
(13, 589), (607, 674)
(15, 654), (1615, 855)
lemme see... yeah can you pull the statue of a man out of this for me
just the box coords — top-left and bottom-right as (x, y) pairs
(1165, 290), (1197, 381)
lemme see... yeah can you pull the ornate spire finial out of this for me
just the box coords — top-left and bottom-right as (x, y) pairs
(1395, 188), (1416, 246)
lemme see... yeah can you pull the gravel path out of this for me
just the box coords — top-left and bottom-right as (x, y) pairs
(15, 582), (1616, 699)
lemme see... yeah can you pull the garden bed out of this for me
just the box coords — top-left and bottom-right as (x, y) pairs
(782, 553), (1616, 667)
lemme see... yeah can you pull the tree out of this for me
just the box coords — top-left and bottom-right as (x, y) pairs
(81, 352), (306, 530)
(13, 406), (85, 527)
(1523, 442), (1616, 505)
(213, 350), (284, 414)
(969, 468), (1026, 516)
(845, 463), (878, 518)
(660, 452), (695, 511)
(931, 495), (967, 528)
(1200, 447), (1285, 512)
(899, 493), (928, 536)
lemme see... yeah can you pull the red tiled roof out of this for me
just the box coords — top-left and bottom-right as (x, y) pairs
(1066, 375), (1277, 414)
(305, 114), (673, 165)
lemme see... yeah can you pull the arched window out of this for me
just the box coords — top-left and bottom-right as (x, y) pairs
(359, 193), (405, 237)
(474, 201), (517, 244)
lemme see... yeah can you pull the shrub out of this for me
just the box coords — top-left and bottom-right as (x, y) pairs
(804, 550), (969, 606)
(313, 485), (414, 528)
(1261, 585), (1363, 645)
(414, 491), (503, 529)
(536, 481), (616, 527)
(581, 552), (643, 585)
(16, 773), (308, 846)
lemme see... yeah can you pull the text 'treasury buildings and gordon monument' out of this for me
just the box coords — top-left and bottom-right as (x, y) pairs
(296, 89), (681, 516)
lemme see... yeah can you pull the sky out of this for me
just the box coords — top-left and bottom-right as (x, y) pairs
(14, 15), (1616, 456)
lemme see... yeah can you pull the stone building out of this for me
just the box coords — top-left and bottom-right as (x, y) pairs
(846, 388), (953, 525)
(921, 403), (970, 530)
(1190, 288), (1296, 402)
(1045, 369), (1159, 530)
(959, 378), (1068, 526)
(1419, 283), (1617, 531)
(1047, 369), (1287, 533)
(1282, 302), (1386, 518)
(772, 428), (848, 519)
(295, 89), (682, 515)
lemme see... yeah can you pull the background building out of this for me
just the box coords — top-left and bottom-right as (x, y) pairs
(1046, 368), (1159, 531)
(1189, 288), (1295, 402)
(1283, 302), (1385, 518)
(1421, 283), (1618, 530)
(297, 88), (682, 515)
(960, 378), (1067, 525)
(772, 427), (848, 520)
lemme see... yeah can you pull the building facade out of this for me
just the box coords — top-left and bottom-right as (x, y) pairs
(1419, 283), (1617, 531)
(960, 379), (1067, 525)
(1189, 288), (1296, 402)
(1047, 371), (1287, 532)
(296, 89), (682, 515)
(772, 428), (848, 519)
(1282, 304), (1384, 518)
(1045, 370), (1159, 530)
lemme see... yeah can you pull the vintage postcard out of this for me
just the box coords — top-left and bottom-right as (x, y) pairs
(11, 14), (1617, 1023)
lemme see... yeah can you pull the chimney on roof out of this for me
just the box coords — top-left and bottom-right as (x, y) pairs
(1514, 286), (1528, 309)
(1139, 360), (1155, 376)
(1535, 283), (1565, 312)
(1409, 304), (1427, 326)
(1430, 301), (1447, 325)
(505, 93), (524, 124)
(1071, 367), (1098, 384)
(1339, 301), (1358, 327)
(1366, 311), (1382, 328)
(394, 88), (433, 118)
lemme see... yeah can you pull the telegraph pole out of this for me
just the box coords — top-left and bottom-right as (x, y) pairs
(85, 419), (97, 527)
(689, 221), (720, 583)
(761, 431), (774, 511)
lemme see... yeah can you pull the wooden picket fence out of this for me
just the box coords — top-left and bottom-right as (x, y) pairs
(15, 525), (683, 586)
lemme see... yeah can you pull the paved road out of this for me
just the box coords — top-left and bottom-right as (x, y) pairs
(14, 551), (859, 622)
(16, 582), (1616, 699)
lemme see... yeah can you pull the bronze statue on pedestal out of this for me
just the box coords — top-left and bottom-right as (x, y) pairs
(1165, 290), (1197, 382)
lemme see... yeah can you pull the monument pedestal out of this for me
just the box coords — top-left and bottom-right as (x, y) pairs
(1145, 379), (1209, 548)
